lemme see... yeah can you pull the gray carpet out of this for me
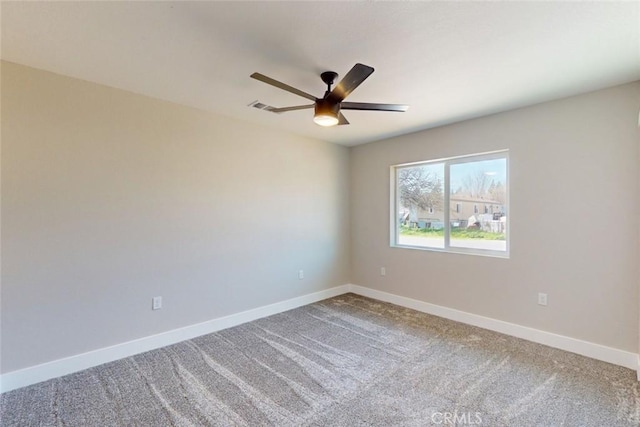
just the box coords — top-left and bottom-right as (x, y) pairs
(1, 293), (639, 426)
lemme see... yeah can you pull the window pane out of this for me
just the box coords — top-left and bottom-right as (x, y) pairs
(397, 163), (445, 248)
(449, 158), (507, 251)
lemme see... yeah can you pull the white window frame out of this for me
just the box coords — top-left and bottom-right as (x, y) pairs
(390, 150), (509, 258)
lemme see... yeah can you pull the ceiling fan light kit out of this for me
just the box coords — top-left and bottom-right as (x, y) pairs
(250, 63), (409, 127)
(313, 98), (340, 126)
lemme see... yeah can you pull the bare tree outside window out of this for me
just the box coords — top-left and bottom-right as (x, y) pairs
(397, 165), (443, 223)
(489, 180), (506, 204)
(462, 169), (491, 198)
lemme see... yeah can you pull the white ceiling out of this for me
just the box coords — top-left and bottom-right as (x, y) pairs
(2, 1), (639, 146)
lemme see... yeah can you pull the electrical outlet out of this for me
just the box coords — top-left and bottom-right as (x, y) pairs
(298, 270), (304, 280)
(152, 296), (162, 310)
(380, 267), (386, 276)
(537, 293), (548, 306)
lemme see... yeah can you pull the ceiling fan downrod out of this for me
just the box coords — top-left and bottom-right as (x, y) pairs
(320, 71), (338, 94)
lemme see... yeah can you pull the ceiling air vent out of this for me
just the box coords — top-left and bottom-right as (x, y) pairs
(248, 100), (272, 110)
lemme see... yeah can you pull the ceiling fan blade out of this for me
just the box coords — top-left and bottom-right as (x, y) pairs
(329, 63), (374, 102)
(250, 72), (316, 101)
(341, 102), (409, 112)
(338, 112), (350, 125)
(268, 104), (314, 113)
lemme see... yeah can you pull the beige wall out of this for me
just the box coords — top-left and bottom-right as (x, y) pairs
(1, 62), (350, 373)
(351, 82), (640, 352)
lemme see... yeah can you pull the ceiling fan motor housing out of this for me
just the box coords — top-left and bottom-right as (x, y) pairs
(315, 97), (340, 116)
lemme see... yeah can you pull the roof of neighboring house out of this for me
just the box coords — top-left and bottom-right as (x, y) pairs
(450, 195), (503, 204)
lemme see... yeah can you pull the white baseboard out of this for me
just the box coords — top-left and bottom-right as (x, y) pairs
(3, 283), (637, 393)
(0, 285), (350, 393)
(348, 284), (639, 372)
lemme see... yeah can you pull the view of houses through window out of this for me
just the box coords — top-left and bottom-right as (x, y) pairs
(394, 151), (508, 255)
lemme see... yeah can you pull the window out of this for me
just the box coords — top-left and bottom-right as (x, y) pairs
(392, 151), (508, 257)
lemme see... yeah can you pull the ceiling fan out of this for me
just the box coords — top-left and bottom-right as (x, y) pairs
(250, 63), (409, 127)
